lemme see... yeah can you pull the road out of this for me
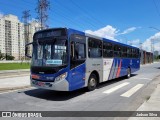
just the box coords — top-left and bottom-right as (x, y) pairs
(0, 71), (29, 79)
(0, 63), (160, 120)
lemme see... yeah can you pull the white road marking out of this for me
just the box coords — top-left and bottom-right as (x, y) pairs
(121, 84), (144, 97)
(132, 77), (152, 80)
(103, 82), (129, 94)
(139, 78), (152, 80)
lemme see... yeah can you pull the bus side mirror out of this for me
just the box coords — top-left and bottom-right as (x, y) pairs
(25, 42), (33, 58)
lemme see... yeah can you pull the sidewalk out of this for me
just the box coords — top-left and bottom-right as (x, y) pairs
(129, 76), (160, 120)
(0, 69), (30, 92)
(140, 62), (160, 67)
(0, 69), (29, 74)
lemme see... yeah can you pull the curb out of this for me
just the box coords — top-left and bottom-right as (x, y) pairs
(128, 75), (160, 120)
(0, 74), (30, 79)
(0, 85), (31, 92)
(0, 69), (30, 74)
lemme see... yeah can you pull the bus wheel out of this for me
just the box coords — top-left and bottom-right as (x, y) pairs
(127, 68), (131, 78)
(87, 74), (97, 91)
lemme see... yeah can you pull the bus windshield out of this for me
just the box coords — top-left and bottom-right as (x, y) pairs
(31, 39), (67, 67)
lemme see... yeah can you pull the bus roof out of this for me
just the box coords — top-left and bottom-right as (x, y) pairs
(34, 27), (139, 49)
(67, 28), (139, 49)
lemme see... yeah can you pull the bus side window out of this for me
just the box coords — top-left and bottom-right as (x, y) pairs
(75, 42), (86, 59)
(121, 46), (127, 58)
(114, 45), (121, 57)
(136, 49), (140, 58)
(132, 48), (136, 58)
(127, 48), (132, 58)
(103, 42), (113, 58)
(88, 38), (102, 58)
(70, 34), (86, 69)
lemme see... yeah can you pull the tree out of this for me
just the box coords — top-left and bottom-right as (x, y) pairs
(157, 55), (160, 59)
(0, 51), (5, 60)
(6, 54), (15, 60)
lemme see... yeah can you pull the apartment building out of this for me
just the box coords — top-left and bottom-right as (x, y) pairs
(24, 20), (41, 56)
(29, 20), (41, 42)
(0, 14), (24, 60)
(0, 14), (40, 60)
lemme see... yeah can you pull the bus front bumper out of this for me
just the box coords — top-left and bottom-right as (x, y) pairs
(31, 79), (69, 91)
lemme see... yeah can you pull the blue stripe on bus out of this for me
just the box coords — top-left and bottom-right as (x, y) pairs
(67, 63), (86, 91)
(107, 58), (140, 80)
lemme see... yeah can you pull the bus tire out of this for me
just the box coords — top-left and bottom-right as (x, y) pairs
(127, 68), (131, 78)
(87, 74), (97, 91)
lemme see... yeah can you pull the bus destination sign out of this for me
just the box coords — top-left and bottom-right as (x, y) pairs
(34, 29), (66, 39)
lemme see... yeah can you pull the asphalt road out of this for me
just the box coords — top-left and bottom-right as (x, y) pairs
(0, 63), (160, 120)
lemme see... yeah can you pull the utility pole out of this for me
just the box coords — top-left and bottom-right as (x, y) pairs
(139, 42), (143, 64)
(22, 10), (31, 60)
(22, 10), (31, 45)
(149, 27), (160, 61)
(151, 39), (154, 54)
(150, 38), (155, 62)
(36, 0), (50, 30)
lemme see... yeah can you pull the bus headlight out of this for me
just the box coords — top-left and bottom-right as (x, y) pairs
(55, 72), (67, 82)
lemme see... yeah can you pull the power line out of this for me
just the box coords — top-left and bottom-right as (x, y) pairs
(49, 9), (87, 29)
(22, 0), (86, 29)
(0, 0), (87, 30)
(70, 0), (105, 27)
(50, 10), (86, 29)
(153, 0), (160, 17)
(54, 0), (97, 29)
(0, 0), (26, 14)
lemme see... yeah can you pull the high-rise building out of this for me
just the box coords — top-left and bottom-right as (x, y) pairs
(0, 14), (24, 60)
(0, 14), (41, 60)
(0, 15), (5, 54)
(29, 20), (41, 42)
(25, 20), (41, 56)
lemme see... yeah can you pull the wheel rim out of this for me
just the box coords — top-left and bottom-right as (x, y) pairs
(89, 78), (96, 88)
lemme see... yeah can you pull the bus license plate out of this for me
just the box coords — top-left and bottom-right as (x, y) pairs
(37, 82), (45, 87)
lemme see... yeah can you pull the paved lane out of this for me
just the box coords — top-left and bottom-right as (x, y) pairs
(0, 63), (160, 120)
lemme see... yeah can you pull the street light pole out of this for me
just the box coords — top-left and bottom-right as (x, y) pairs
(149, 38), (154, 62)
(149, 27), (160, 62)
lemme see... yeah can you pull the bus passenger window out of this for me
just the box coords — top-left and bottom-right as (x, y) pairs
(127, 48), (132, 58)
(88, 38), (102, 58)
(114, 45), (121, 57)
(121, 47), (127, 58)
(103, 42), (113, 58)
(75, 43), (85, 59)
